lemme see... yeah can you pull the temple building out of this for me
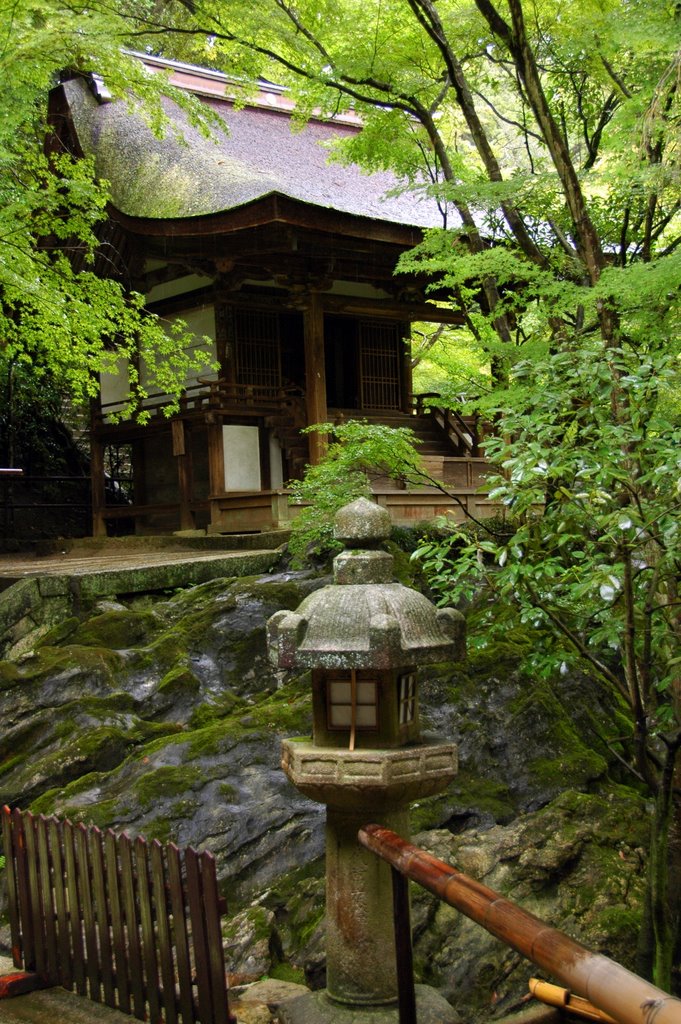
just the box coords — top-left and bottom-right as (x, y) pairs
(48, 53), (491, 536)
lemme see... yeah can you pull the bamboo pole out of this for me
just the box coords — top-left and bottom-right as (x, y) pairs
(358, 824), (681, 1024)
(529, 978), (618, 1024)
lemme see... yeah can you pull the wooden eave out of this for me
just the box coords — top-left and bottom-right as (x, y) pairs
(110, 192), (427, 248)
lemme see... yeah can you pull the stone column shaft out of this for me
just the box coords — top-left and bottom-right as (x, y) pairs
(325, 805), (409, 1006)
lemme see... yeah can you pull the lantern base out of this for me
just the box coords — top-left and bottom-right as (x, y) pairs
(278, 985), (459, 1024)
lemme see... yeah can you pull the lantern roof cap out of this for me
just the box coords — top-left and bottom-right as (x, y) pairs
(267, 499), (465, 670)
(333, 497), (391, 546)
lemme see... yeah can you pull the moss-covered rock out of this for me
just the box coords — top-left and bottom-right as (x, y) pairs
(411, 786), (649, 1021)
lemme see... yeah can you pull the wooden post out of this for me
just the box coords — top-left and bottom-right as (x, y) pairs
(90, 431), (107, 538)
(258, 423), (271, 491)
(172, 420), (195, 531)
(206, 414), (224, 532)
(391, 866), (417, 1024)
(401, 325), (413, 413)
(303, 293), (328, 465)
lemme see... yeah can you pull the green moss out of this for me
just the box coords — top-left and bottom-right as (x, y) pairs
(35, 616), (81, 648)
(451, 771), (516, 821)
(529, 751), (607, 788)
(70, 610), (160, 649)
(0, 753), (25, 777)
(0, 662), (21, 688)
(466, 628), (536, 675)
(169, 797), (200, 818)
(182, 678), (311, 757)
(230, 577), (309, 610)
(134, 765), (206, 810)
(2, 645), (123, 683)
(159, 665), (201, 695)
(245, 677), (312, 735)
(141, 818), (173, 844)
(29, 787), (62, 815)
(268, 963), (306, 985)
(61, 798), (121, 829)
(508, 676), (609, 787)
(224, 904), (273, 945)
(189, 693), (244, 729)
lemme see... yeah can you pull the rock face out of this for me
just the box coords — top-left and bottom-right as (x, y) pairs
(0, 569), (647, 1022)
(0, 572), (329, 899)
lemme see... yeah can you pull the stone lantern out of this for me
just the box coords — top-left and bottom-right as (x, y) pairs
(267, 498), (464, 1023)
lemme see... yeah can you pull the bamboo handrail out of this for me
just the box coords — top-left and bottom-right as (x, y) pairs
(358, 824), (681, 1024)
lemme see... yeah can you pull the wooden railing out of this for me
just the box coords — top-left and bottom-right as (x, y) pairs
(1, 806), (234, 1024)
(358, 823), (681, 1024)
(413, 393), (479, 457)
(98, 378), (304, 426)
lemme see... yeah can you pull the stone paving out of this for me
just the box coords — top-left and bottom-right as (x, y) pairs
(0, 955), (309, 1023)
(0, 547), (279, 583)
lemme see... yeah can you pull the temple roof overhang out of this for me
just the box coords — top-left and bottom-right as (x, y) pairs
(55, 73), (443, 232)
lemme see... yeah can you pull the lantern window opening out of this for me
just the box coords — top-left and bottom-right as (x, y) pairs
(327, 673), (379, 734)
(398, 672), (416, 726)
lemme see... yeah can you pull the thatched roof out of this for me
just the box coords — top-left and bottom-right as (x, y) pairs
(61, 74), (441, 229)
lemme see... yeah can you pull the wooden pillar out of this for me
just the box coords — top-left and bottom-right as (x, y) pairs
(89, 399), (106, 538)
(205, 415), (224, 497)
(172, 419), (195, 531)
(259, 422), (271, 491)
(205, 413), (224, 531)
(303, 293), (328, 465)
(401, 324), (413, 413)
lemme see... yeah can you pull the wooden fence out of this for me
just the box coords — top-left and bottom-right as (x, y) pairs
(1, 806), (235, 1024)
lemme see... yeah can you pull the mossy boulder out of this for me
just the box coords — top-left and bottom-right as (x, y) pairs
(410, 786), (649, 1021)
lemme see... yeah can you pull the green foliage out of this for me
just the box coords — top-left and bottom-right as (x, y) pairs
(413, 333), (680, 721)
(0, 0), (219, 415)
(287, 420), (426, 564)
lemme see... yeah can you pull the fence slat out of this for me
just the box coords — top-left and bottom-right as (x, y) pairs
(2, 809), (232, 1024)
(63, 819), (86, 996)
(200, 853), (230, 1024)
(150, 841), (179, 1024)
(167, 843), (195, 1024)
(119, 832), (146, 1021)
(12, 808), (35, 971)
(49, 817), (73, 990)
(36, 816), (58, 983)
(75, 824), (101, 1003)
(23, 812), (46, 974)
(105, 829), (131, 1014)
(2, 807), (22, 969)
(90, 827), (116, 1009)
(185, 848), (213, 1024)
(136, 837), (161, 1024)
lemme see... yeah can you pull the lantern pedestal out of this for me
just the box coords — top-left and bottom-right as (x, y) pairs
(281, 739), (458, 1015)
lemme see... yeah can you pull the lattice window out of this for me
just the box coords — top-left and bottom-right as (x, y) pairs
(327, 674), (379, 730)
(234, 309), (282, 395)
(398, 673), (416, 725)
(359, 320), (401, 410)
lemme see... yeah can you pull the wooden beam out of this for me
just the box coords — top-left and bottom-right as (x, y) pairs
(322, 294), (465, 325)
(303, 293), (328, 465)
